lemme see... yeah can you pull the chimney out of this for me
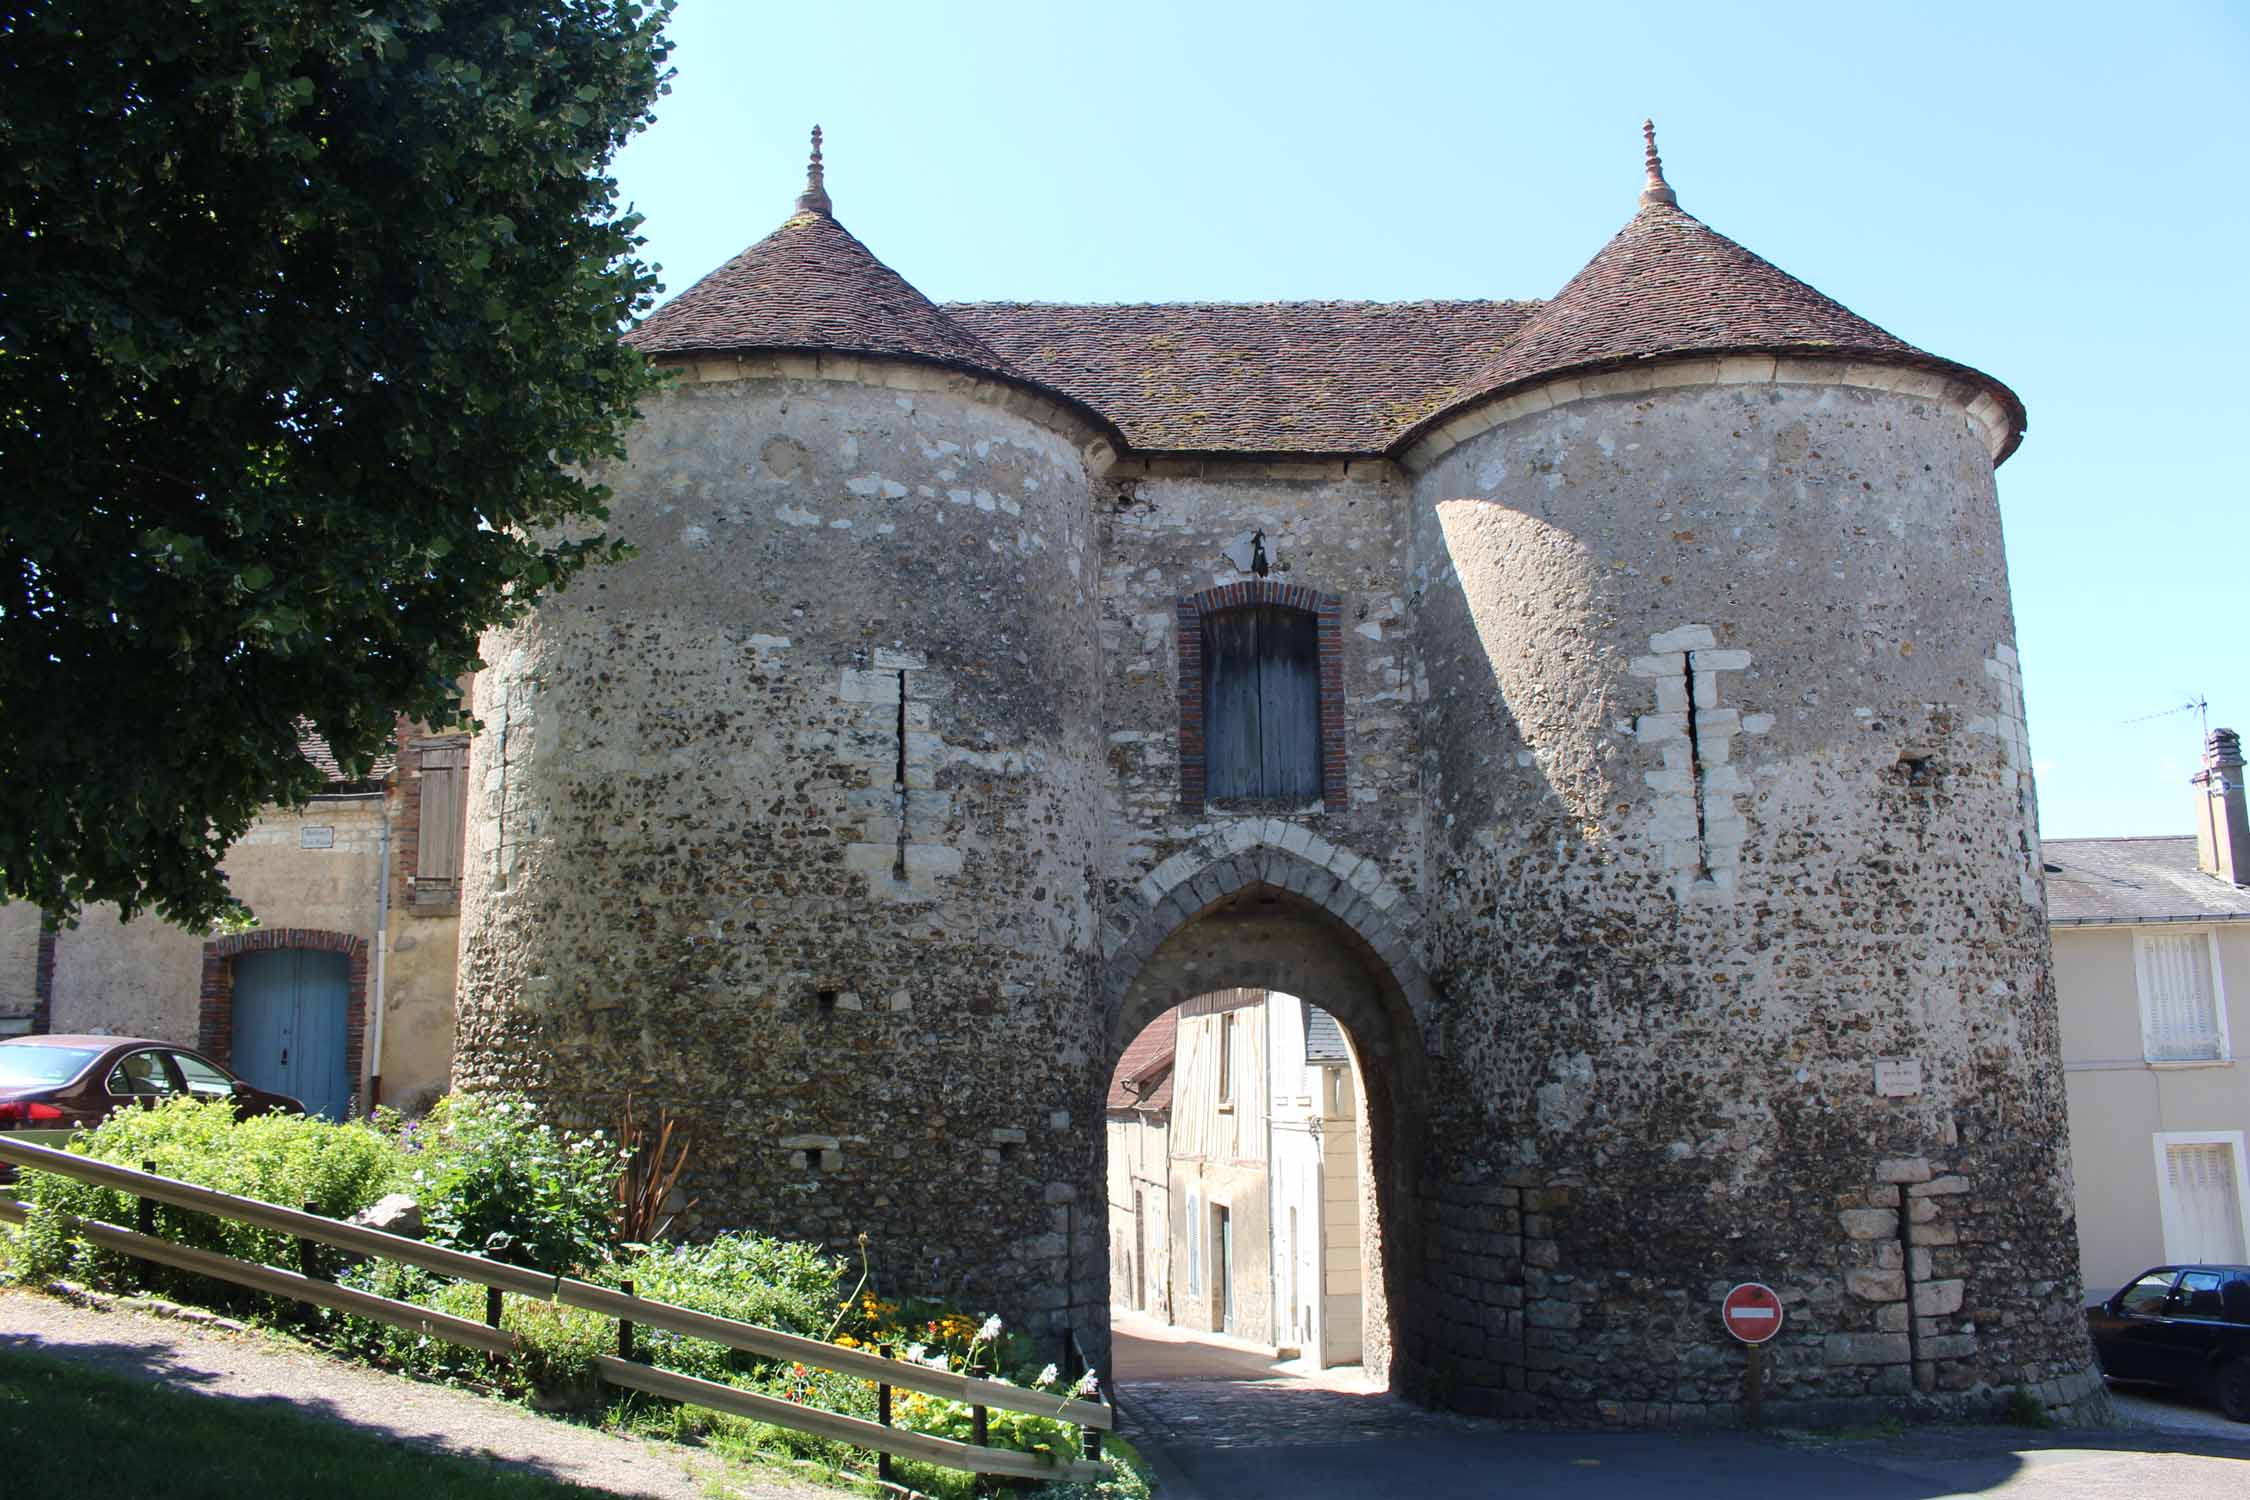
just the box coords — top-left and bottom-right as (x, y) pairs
(2194, 727), (2249, 885)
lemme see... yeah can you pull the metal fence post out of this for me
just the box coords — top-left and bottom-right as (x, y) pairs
(877, 1343), (895, 1484)
(136, 1159), (156, 1290)
(297, 1201), (323, 1282)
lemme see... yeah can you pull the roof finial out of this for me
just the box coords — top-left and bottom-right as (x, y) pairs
(1640, 119), (1678, 208)
(795, 125), (833, 216)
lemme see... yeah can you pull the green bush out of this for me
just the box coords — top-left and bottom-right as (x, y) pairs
(410, 1093), (618, 1272)
(7, 1098), (403, 1285)
(334, 1259), (614, 1395)
(600, 1232), (845, 1382)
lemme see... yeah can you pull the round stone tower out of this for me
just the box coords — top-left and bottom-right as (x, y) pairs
(452, 133), (1120, 1333)
(1396, 128), (2098, 1419)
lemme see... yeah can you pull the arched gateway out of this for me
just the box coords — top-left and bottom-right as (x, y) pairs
(1102, 843), (1430, 1385)
(452, 131), (2103, 1425)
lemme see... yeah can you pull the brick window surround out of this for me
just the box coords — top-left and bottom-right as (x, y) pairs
(197, 928), (369, 1115)
(1177, 581), (1346, 814)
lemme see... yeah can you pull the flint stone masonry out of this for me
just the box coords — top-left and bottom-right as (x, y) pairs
(452, 351), (2098, 1430)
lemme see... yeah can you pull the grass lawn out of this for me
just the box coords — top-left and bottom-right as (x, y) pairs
(0, 1345), (621, 1499)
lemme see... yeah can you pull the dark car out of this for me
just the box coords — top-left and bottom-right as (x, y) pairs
(2085, 1264), (2250, 1420)
(0, 1035), (303, 1170)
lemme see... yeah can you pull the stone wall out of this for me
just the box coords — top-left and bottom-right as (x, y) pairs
(1400, 363), (2099, 1421)
(453, 362), (1113, 1338)
(0, 901), (45, 1030)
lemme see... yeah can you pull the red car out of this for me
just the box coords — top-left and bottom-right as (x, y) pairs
(0, 1034), (303, 1163)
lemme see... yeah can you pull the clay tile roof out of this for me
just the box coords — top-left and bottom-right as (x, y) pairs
(296, 721), (394, 789)
(945, 300), (1538, 456)
(2043, 836), (2250, 924)
(1107, 1008), (1177, 1113)
(628, 209), (1019, 378)
(1414, 202), (2026, 459)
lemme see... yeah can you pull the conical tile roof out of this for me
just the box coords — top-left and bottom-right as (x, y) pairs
(1470, 202), (1920, 390)
(627, 207), (1018, 375)
(1413, 139), (2024, 459)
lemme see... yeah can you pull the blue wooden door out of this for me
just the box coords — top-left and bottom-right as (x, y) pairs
(231, 950), (351, 1119)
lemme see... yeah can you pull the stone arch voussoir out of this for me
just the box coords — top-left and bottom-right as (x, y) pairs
(1103, 829), (1431, 1044)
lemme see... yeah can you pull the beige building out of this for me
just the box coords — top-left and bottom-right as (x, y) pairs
(0, 721), (468, 1117)
(1110, 990), (1365, 1367)
(1104, 1010), (1174, 1320)
(1266, 994), (1364, 1368)
(2052, 728), (2250, 1293)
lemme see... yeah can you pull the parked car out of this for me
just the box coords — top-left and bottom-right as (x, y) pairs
(0, 1035), (303, 1179)
(2085, 1264), (2250, 1420)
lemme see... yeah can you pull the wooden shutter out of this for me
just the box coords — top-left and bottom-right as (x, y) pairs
(1201, 605), (1321, 802)
(417, 743), (468, 884)
(2166, 1143), (2247, 1262)
(1203, 610), (1265, 800)
(2141, 931), (2220, 1060)
(1258, 607), (1321, 801)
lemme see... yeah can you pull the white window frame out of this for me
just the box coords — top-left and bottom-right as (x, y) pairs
(2152, 1130), (2250, 1264)
(2134, 925), (2230, 1065)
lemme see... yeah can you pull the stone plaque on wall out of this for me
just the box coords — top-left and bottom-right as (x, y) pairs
(299, 826), (334, 849)
(1873, 1057), (1923, 1097)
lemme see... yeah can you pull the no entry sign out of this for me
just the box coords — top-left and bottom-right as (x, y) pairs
(1722, 1282), (1784, 1344)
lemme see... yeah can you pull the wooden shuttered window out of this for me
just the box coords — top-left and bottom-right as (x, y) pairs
(1201, 605), (1320, 803)
(415, 741), (469, 893)
(2163, 1142), (2247, 1262)
(2139, 929), (2223, 1061)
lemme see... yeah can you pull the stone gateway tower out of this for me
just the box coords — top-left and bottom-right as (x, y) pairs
(454, 126), (2102, 1423)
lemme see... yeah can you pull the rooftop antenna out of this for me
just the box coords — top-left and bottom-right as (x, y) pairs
(2122, 694), (2210, 739)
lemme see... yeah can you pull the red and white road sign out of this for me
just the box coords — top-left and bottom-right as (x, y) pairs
(1721, 1282), (1785, 1344)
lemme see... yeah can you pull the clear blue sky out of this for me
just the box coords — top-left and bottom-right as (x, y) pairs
(610, 0), (2246, 840)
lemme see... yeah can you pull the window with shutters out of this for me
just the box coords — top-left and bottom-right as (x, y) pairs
(411, 737), (470, 910)
(2155, 1132), (2250, 1264)
(2135, 927), (2228, 1062)
(1202, 605), (1320, 804)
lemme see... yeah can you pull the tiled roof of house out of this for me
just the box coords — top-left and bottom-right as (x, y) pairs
(1304, 1003), (1350, 1064)
(1107, 1009), (1176, 1113)
(296, 721), (394, 788)
(2044, 837), (2250, 924)
(944, 299), (1538, 456)
(633, 129), (2023, 461)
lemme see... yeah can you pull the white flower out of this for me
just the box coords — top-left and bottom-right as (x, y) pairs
(921, 1350), (951, 1371)
(905, 1343), (927, 1364)
(1074, 1370), (1100, 1397)
(1036, 1364), (1059, 1388)
(977, 1315), (1003, 1343)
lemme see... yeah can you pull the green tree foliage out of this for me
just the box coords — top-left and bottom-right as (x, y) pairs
(0, 1), (674, 926)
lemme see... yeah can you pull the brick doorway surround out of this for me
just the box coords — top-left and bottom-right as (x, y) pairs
(197, 928), (370, 1115)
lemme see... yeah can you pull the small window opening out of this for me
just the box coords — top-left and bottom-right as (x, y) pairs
(1203, 605), (1320, 803)
(815, 989), (839, 1015)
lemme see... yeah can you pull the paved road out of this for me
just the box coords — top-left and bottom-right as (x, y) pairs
(1110, 1315), (2250, 1499)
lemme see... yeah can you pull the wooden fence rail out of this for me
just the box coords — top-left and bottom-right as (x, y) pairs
(0, 1136), (1110, 1483)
